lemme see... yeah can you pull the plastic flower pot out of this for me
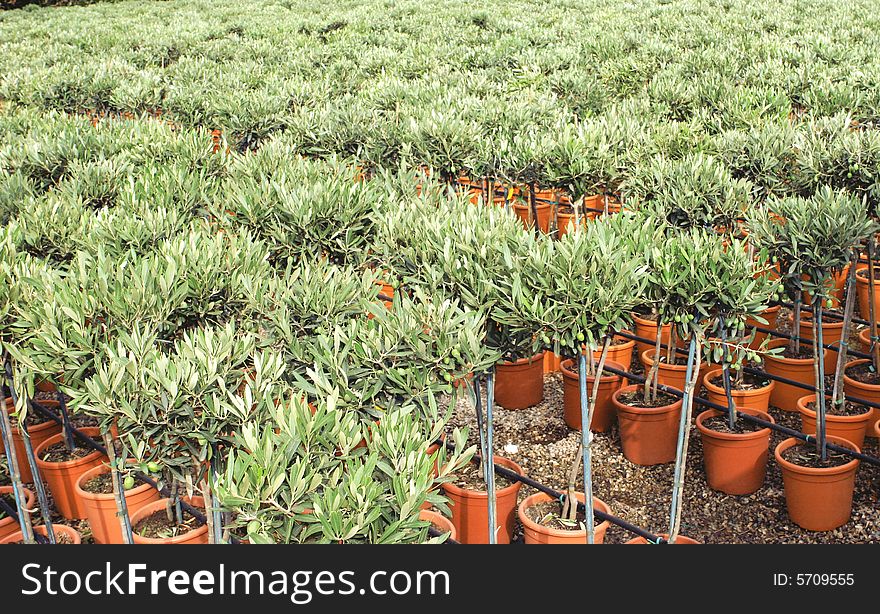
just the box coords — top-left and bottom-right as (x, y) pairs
(0, 523), (81, 544)
(746, 305), (781, 350)
(592, 332), (635, 371)
(419, 509), (456, 542)
(517, 491), (611, 544)
(695, 408), (774, 495)
(775, 436), (860, 532)
(75, 464), (162, 544)
(6, 398), (62, 483)
(797, 312), (845, 374)
(632, 314), (670, 357)
(763, 338), (824, 412)
(855, 266), (880, 322)
(613, 384), (683, 466)
(625, 533), (700, 544)
(796, 394), (872, 450)
(858, 327), (871, 354)
(0, 486), (35, 542)
(543, 352), (562, 373)
(34, 427), (106, 520)
(583, 194), (621, 220)
(441, 456), (523, 544)
(130, 496), (209, 544)
(494, 353), (544, 410)
(842, 359), (880, 439)
(702, 367), (774, 413)
(513, 200), (551, 233)
(639, 349), (707, 393)
(875, 418), (880, 439)
(803, 264), (849, 309)
(560, 358), (624, 432)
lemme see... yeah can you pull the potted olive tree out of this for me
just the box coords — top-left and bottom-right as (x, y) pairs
(751, 187), (874, 531)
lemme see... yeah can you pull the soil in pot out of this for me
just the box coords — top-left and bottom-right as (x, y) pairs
(76, 464), (162, 544)
(797, 396), (873, 449)
(560, 358), (624, 432)
(613, 385), (683, 466)
(517, 491), (611, 544)
(842, 359), (880, 439)
(494, 353), (545, 410)
(703, 369), (774, 413)
(134, 507), (203, 540)
(696, 408), (774, 495)
(131, 496), (208, 544)
(441, 456), (523, 544)
(775, 436), (860, 531)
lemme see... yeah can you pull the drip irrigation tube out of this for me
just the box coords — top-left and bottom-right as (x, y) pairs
(774, 300), (875, 329)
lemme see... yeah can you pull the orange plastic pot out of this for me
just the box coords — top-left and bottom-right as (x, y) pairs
(797, 312), (845, 374)
(517, 492), (611, 544)
(593, 332), (635, 371)
(543, 352), (561, 373)
(702, 367), (774, 413)
(613, 384), (683, 466)
(513, 201), (551, 233)
(0, 486), (35, 542)
(8, 399), (62, 483)
(560, 359), (624, 432)
(775, 436), (860, 531)
(494, 353), (544, 409)
(796, 394), (872, 450)
(75, 464), (162, 544)
(841, 359), (880, 439)
(696, 408), (774, 495)
(858, 327), (872, 353)
(875, 418), (880, 439)
(855, 267), (880, 322)
(130, 496), (209, 544)
(632, 315), (670, 356)
(803, 264), (849, 309)
(625, 533), (700, 544)
(34, 427), (106, 520)
(639, 350), (706, 393)
(419, 509), (456, 542)
(763, 338), (823, 411)
(746, 305), (781, 349)
(0, 523), (82, 544)
(556, 211), (582, 237)
(440, 456), (523, 544)
(584, 194), (621, 220)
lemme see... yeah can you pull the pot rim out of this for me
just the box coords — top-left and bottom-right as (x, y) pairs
(34, 427), (104, 469)
(441, 455), (524, 499)
(512, 201), (552, 211)
(0, 523), (82, 545)
(842, 359), (880, 390)
(695, 408), (774, 441)
(796, 311), (845, 328)
(559, 358), (624, 381)
(632, 313), (670, 328)
(774, 435), (860, 475)
(795, 394), (873, 422)
(418, 509), (455, 536)
(764, 338), (825, 364)
(498, 352), (545, 367)
(517, 491), (610, 539)
(74, 462), (156, 501)
(0, 485), (36, 520)
(702, 367), (774, 395)
(640, 349), (705, 372)
(612, 384), (683, 415)
(625, 532), (700, 544)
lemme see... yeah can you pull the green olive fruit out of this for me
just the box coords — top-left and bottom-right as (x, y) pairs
(123, 475), (136, 490)
(146, 461), (160, 473)
(576, 332), (585, 342)
(247, 520), (261, 535)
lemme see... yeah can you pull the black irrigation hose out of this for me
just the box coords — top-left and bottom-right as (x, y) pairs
(440, 439), (667, 543)
(750, 324), (872, 361)
(774, 299), (875, 329)
(608, 334), (880, 467)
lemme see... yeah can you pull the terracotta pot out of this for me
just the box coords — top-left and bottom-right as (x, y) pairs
(75, 464), (162, 544)
(494, 353), (544, 410)
(517, 491), (611, 544)
(632, 314), (671, 356)
(803, 264), (849, 309)
(419, 509), (457, 542)
(613, 384), (683, 466)
(855, 266), (880, 322)
(130, 496), (209, 544)
(560, 359), (625, 432)
(746, 305), (781, 349)
(875, 418), (880, 439)
(625, 533), (700, 544)
(593, 332), (635, 371)
(0, 486), (35, 542)
(34, 427), (106, 520)
(763, 338), (823, 411)
(696, 408), (774, 495)
(858, 327), (872, 354)
(584, 194), (622, 220)
(513, 201), (551, 233)
(796, 394), (872, 450)
(556, 210), (582, 237)
(797, 312), (845, 374)
(702, 368), (774, 413)
(841, 359), (880, 439)
(8, 399), (62, 483)
(775, 436), (860, 531)
(639, 349), (706, 393)
(543, 351), (561, 373)
(0, 523), (82, 545)
(440, 456), (523, 544)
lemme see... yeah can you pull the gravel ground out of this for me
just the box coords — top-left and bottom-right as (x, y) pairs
(447, 349), (880, 544)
